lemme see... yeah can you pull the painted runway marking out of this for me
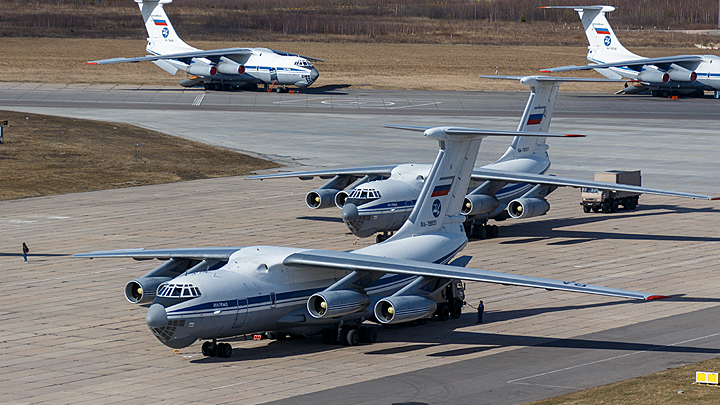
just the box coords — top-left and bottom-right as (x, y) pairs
(192, 94), (205, 106)
(506, 332), (720, 385)
(387, 101), (441, 110)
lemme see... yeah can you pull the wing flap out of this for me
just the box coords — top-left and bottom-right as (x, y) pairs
(541, 55), (704, 73)
(284, 250), (664, 300)
(471, 169), (716, 200)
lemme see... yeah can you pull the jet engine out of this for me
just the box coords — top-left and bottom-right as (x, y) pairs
(306, 189), (341, 209)
(667, 67), (697, 82)
(461, 194), (500, 216)
(216, 62), (246, 75)
(186, 63), (217, 77)
(307, 290), (370, 318)
(124, 258), (190, 303)
(638, 69), (669, 83)
(374, 295), (437, 324)
(334, 190), (350, 208)
(507, 197), (550, 219)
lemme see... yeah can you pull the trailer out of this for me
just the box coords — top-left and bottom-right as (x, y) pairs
(581, 170), (641, 213)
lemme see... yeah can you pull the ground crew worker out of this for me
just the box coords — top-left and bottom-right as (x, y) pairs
(476, 300), (484, 324)
(22, 242), (29, 262)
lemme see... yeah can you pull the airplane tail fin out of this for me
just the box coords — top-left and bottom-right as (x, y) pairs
(135, 0), (195, 55)
(541, 6), (638, 67)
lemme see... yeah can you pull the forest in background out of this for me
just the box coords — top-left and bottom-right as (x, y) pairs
(1, 0), (719, 44)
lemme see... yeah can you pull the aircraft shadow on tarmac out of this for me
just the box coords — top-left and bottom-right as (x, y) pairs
(192, 299), (720, 363)
(299, 84), (352, 95)
(0, 252), (68, 257)
(496, 204), (720, 245)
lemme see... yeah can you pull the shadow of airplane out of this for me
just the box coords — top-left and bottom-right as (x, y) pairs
(300, 84), (352, 95)
(0, 252), (69, 257)
(190, 299), (720, 363)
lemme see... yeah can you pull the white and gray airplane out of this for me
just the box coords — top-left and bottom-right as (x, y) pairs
(248, 76), (715, 242)
(73, 119), (669, 358)
(540, 5), (720, 97)
(87, 0), (321, 91)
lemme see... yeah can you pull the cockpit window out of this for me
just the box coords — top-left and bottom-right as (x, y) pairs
(294, 60), (312, 67)
(347, 188), (381, 205)
(157, 283), (202, 298)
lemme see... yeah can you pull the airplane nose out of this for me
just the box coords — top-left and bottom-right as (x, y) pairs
(342, 203), (359, 222)
(146, 303), (168, 328)
(310, 67), (319, 81)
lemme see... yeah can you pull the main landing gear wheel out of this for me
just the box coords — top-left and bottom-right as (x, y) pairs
(202, 341), (217, 357)
(358, 326), (378, 343)
(217, 342), (232, 358)
(341, 328), (360, 346)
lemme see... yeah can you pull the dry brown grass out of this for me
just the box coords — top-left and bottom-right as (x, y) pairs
(3, 37), (720, 93)
(529, 357), (720, 405)
(0, 110), (279, 201)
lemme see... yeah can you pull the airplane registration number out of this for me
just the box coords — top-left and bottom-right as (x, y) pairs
(421, 220), (437, 227)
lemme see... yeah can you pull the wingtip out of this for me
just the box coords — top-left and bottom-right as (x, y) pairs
(538, 69), (551, 73)
(710, 196), (720, 201)
(564, 134), (585, 137)
(646, 295), (671, 301)
(86, 62), (98, 65)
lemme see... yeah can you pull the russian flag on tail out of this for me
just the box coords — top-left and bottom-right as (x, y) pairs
(431, 177), (454, 197)
(595, 26), (610, 35)
(154, 19), (168, 26)
(526, 113), (543, 126)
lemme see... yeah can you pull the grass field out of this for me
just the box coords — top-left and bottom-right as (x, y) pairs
(0, 110), (279, 201)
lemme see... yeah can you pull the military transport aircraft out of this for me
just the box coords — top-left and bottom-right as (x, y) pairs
(87, 0), (321, 91)
(248, 76), (715, 242)
(540, 5), (720, 97)
(73, 114), (669, 358)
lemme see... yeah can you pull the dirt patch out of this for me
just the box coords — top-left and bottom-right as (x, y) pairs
(0, 110), (279, 201)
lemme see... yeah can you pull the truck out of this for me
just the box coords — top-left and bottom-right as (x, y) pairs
(581, 170), (641, 213)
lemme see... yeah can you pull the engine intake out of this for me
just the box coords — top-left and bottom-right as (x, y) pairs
(507, 197), (550, 219)
(461, 194), (500, 216)
(307, 290), (370, 318)
(334, 190), (350, 208)
(125, 276), (173, 304)
(306, 189), (341, 209)
(374, 295), (437, 324)
(187, 63), (217, 77)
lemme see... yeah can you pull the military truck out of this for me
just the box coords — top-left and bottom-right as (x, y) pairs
(581, 170), (641, 213)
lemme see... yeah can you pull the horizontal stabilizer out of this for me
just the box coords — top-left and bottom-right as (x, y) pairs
(383, 125), (584, 138)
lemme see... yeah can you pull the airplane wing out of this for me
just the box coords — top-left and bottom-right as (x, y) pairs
(87, 48), (255, 65)
(283, 250), (668, 300)
(383, 125), (584, 138)
(540, 55), (705, 74)
(470, 168), (717, 200)
(246, 165), (398, 180)
(71, 247), (244, 260)
(479, 75), (626, 83)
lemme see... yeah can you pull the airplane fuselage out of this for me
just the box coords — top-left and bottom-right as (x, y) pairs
(148, 231), (467, 349)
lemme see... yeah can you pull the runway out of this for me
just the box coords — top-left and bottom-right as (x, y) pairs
(1, 83), (719, 404)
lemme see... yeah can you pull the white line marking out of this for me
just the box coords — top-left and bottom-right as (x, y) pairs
(212, 380), (256, 390)
(387, 101), (441, 110)
(506, 332), (720, 384)
(192, 94), (205, 106)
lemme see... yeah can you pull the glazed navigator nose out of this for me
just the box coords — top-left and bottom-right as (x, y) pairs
(342, 203), (359, 222)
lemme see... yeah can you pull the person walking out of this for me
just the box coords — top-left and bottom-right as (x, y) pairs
(476, 300), (484, 324)
(22, 242), (29, 262)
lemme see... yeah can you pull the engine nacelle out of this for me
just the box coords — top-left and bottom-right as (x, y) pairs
(334, 190), (350, 208)
(461, 194), (500, 216)
(638, 69), (669, 84)
(216, 62), (245, 75)
(306, 188), (341, 209)
(125, 276), (173, 304)
(186, 63), (217, 77)
(374, 295), (437, 324)
(307, 290), (370, 318)
(667, 68), (697, 82)
(508, 197), (550, 219)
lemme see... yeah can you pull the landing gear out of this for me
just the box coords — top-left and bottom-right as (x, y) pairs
(376, 231), (393, 243)
(465, 222), (499, 240)
(320, 324), (378, 346)
(201, 340), (233, 358)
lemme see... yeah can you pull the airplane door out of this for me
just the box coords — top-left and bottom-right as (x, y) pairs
(233, 298), (248, 328)
(270, 67), (278, 82)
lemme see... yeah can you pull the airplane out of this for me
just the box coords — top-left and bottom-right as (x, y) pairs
(73, 120), (670, 358)
(86, 0), (321, 91)
(539, 5), (720, 98)
(248, 75), (716, 243)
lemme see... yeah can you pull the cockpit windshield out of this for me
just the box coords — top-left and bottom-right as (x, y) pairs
(157, 283), (202, 299)
(294, 60), (313, 67)
(346, 188), (381, 206)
